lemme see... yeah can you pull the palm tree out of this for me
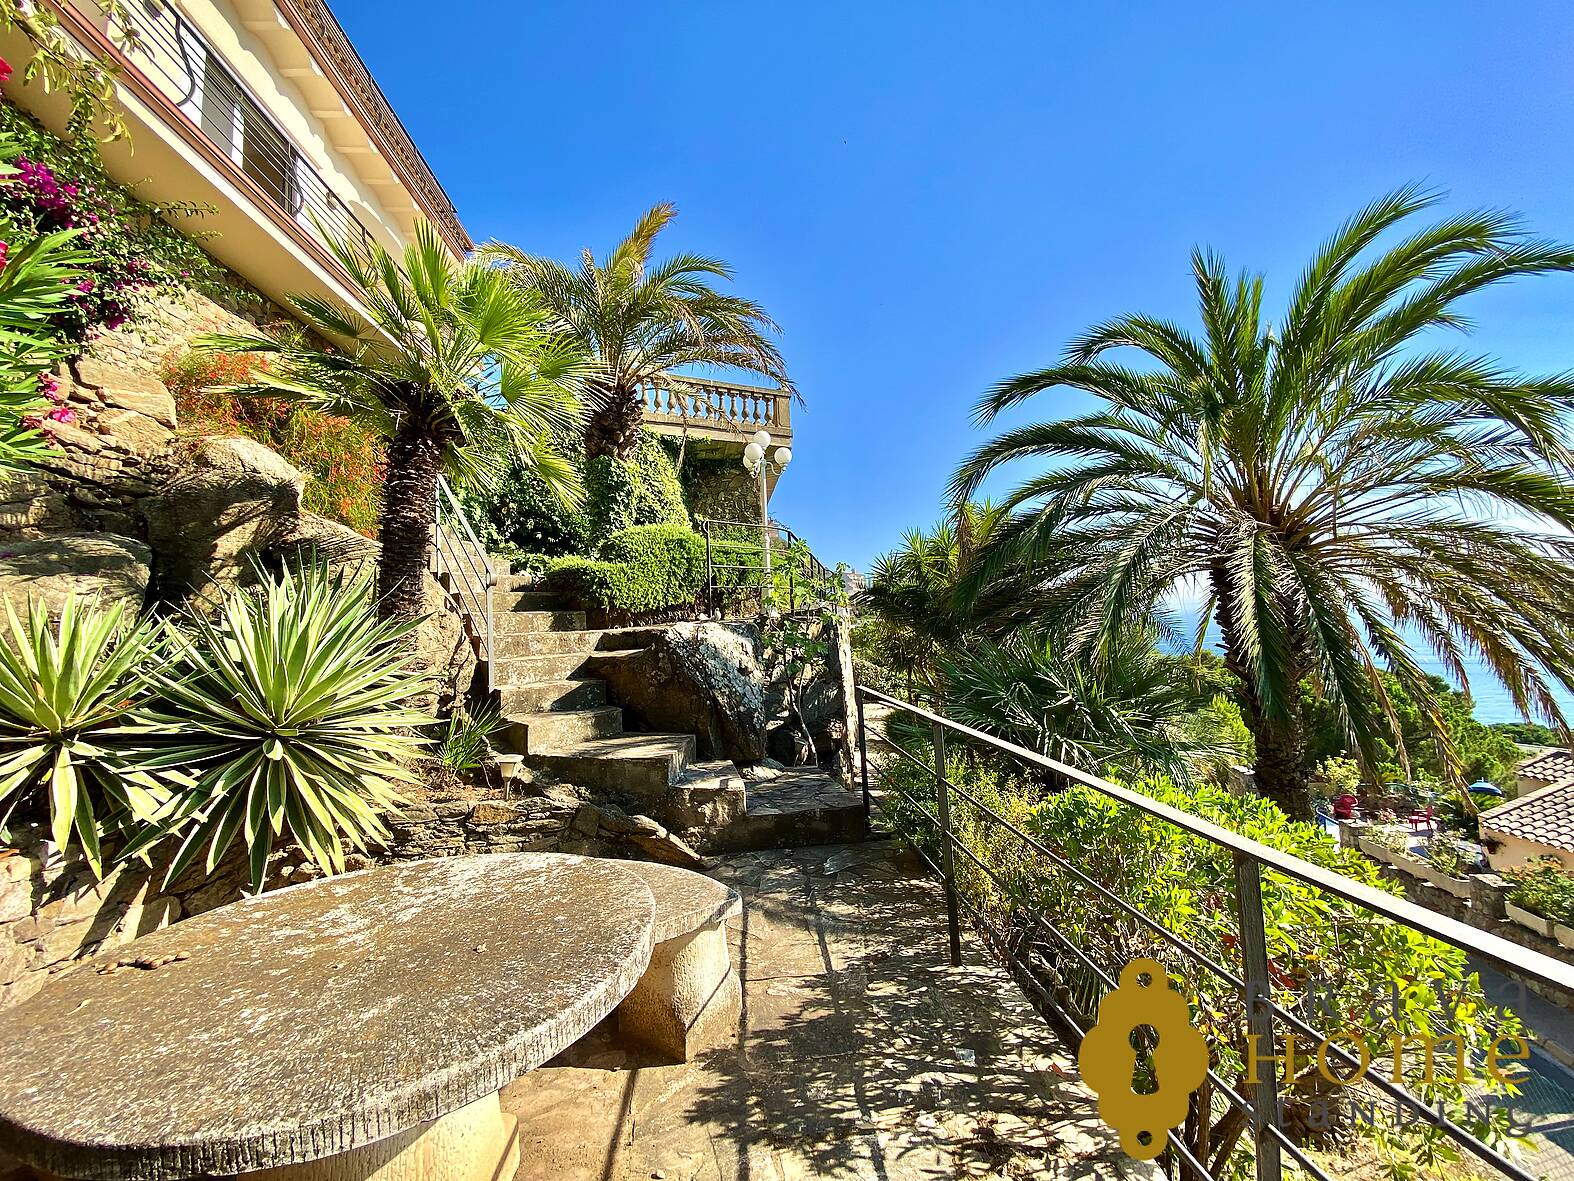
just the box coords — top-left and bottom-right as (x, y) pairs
(934, 628), (1228, 786)
(201, 223), (585, 623)
(951, 188), (1574, 820)
(479, 203), (791, 461)
(861, 502), (1006, 696)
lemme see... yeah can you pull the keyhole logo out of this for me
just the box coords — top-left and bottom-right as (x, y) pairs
(1078, 958), (1210, 1160)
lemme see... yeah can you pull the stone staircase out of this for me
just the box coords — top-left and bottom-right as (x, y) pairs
(486, 561), (865, 852)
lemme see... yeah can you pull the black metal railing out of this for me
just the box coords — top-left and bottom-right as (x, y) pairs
(697, 516), (834, 617)
(853, 683), (1574, 1181)
(432, 476), (496, 689)
(77, 0), (380, 259)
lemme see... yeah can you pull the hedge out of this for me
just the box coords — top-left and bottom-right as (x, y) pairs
(542, 524), (705, 614)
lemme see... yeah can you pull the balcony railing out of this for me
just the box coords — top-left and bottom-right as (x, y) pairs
(65, 0), (379, 261)
(638, 375), (791, 442)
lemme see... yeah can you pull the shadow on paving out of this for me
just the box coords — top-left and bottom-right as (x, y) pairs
(504, 842), (1153, 1181)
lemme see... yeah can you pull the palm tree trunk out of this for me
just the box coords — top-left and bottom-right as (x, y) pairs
(1211, 570), (1314, 821)
(376, 419), (443, 624)
(584, 386), (644, 461)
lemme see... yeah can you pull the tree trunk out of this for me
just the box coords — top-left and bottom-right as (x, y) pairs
(1210, 567), (1314, 822)
(583, 386), (644, 461)
(376, 420), (444, 625)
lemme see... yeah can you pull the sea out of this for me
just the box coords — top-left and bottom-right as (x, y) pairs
(1163, 606), (1574, 727)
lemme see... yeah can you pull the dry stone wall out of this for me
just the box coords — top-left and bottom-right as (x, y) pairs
(85, 277), (285, 378)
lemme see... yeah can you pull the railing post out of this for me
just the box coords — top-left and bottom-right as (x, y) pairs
(703, 521), (714, 618)
(856, 687), (872, 835)
(932, 720), (963, 968)
(1232, 850), (1284, 1181)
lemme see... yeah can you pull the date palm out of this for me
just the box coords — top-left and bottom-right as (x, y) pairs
(951, 188), (1574, 820)
(201, 223), (585, 623)
(480, 203), (790, 460)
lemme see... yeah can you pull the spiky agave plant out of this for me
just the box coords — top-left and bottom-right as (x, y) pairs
(0, 595), (175, 876)
(136, 564), (435, 892)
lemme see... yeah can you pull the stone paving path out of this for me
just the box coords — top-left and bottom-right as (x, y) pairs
(505, 841), (1154, 1180)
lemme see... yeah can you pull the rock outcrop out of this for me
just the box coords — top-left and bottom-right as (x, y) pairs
(590, 622), (768, 763)
(140, 436), (305, 604)
(0, 533), (151, 617)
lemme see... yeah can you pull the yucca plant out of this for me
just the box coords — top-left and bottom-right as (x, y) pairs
(435, 700), (506, 774)
(135, 565), (435, 893)
(0, 596), (174, 876)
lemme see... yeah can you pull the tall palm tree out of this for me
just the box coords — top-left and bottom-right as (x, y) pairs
(951, 188), (1574, 820)
(202, 223), (585, 623)
(480, 203), (791, 461)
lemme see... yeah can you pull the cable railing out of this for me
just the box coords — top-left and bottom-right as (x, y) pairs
(697, 516), (834, 617)
(72, 0), (379, 259)
(853, 684), (1574, 1181)
(432, 476), (496, 690)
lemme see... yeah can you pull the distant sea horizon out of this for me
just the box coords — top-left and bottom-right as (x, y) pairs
(1164, 606), (1574, 728)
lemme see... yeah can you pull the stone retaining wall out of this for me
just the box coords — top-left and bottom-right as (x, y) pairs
(1339, 821), (1574, 1025)
(85, 276), (285, 378)
(1, 787), (706, 1010)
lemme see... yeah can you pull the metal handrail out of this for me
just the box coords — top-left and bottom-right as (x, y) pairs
(432, 476), (496, 690)
(855, 684), (1570, 1181)
(697, 516), (834, 616)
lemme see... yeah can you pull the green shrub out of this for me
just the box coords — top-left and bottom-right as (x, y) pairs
(0, 596), (176, 876)
(464, 426), (687, 558)
(543, 524), (704, 614)
(435, 701), (506, 774)
(135, 564), (434, 891)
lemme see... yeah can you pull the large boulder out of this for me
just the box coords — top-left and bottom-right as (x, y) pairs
(140, 436), (305, 605)
(0, 532), (150, 617)
(269, 512), (378, 581)
(416, 571), (480, 714)
(594, 622), (767, 762)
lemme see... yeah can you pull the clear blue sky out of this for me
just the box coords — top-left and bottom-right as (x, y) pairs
(337, 0), (1574, 574)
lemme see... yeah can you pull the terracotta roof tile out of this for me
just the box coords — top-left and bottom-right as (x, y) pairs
(1481, 778), (1574, 853)
(1517, 749), (1574, 782)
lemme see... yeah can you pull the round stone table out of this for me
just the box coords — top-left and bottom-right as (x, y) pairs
(0, 854), (656, 1181)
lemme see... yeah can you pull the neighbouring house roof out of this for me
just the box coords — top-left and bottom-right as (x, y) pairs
(272, 0), (472, 255)
(1516, 749), (1574, 784)
(1481, 780), (1574, 854)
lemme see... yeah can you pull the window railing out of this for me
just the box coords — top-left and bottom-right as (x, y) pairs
(638, 375), (791, 439)
(72, 0), (379, 259)
(853, 684), (1574, 1181)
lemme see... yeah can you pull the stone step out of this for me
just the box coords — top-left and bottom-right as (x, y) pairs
(507, 707), (624, 755)
(709, 770), (868, 853)
(499, 589), (565, 612)
(498, 678), (608, 714)
(658, 761), (749, 837)
(493, 629), (607, 660)
(492, 609), (588, 638)
(528, 733), (697, 797)
(493, 652), (595, 685)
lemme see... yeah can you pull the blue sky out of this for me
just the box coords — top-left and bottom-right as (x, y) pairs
(338, 0), (1574, 575)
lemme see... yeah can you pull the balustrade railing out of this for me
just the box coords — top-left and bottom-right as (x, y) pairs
(638, 375), (791, 438)
(432, 476), (496, 690)
(854, 684), (1574, 1181)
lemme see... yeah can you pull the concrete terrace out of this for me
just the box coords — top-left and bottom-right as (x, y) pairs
(505, 841), (1152, 1181)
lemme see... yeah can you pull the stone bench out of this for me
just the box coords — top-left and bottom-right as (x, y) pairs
(614, 861), (743, 1061)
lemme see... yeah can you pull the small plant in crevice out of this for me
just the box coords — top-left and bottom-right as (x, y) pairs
(434, 701), (507, 774)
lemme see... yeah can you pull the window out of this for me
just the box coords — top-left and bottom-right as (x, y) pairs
(197, 55), (298, 214)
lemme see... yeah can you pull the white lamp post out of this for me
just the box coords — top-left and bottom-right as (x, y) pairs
(742, 429), (791, 592)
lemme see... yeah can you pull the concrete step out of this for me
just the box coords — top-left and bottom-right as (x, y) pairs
(493, 629), (606, 660)
(529, 733), (697, 797)
(709, 770), (868, 852)
(658, 761), (749, 837)
(493, 651), (595, 685)
(498, 678), (607, 714)
(493, 610), (587, 637)
(507, 707), (624, 755)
